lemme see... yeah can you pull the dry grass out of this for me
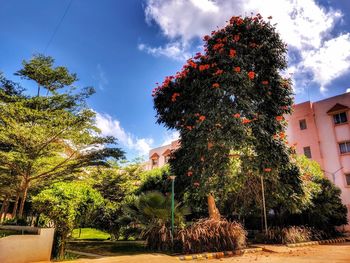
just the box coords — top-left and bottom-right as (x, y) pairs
(178, 218), (247, 253)
(264, 226), (324, 244)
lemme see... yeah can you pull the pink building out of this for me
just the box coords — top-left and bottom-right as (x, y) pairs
(148, 93), (350, 228)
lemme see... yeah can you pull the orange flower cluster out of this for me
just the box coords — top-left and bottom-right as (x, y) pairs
(264, 168), (272, 172)
(248, 71), (255, 80)
(193, 182), (200, 187)
(214, 69), (224, 75)
(199, 64), (210, 71)
(187, 171), (193, 177)
(233, 113), (241, 118)
(230, 16), (244, 26)
(213, 43), (224, 50)
(234, 67), (241, 73)
(233, 34), (240, 42)
(203, 35), (210, 41)
(207, 142), (214, 149)
(241, 118), (251, 124)
(199, 115), (206, 122)
(275, 116), (284, 121)
(171, 92), (180, 102)
(229, 49), (237, 58)
(262, 80), (269, 85)
(212, 83), (220, 88)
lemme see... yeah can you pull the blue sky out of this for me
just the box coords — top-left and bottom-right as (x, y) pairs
(1, 0), (350, 159)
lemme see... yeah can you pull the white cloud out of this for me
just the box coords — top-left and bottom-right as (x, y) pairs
(161, 131), (180, 146)
(138, 42), (190, 61)
(94, 64), (109, 90)
(95, 112), (154, 156)
(346, 88), (350, 93)
(298, 34), (350, 93)
(142, 0), (350, 93)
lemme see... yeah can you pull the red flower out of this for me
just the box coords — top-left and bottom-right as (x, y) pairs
(262, 80), (269, 85)
(233, 35), (240, 42)
(233, 113), (241, 118)
(171, 93), (180, 102)
(275, 116), (284, 122)
(186, 126), (193, 131)
(199, 115), (206, 121)
(208, 142), (214, 149)
(242, 118), (251, 124)
(193, 182), (200, 187)
(264, 168), (272, 172)
(248, 71), (255, 80)
(199, 64), (210, 71)
(213, 43), (224, 50)
(212, 83), (220, 88)
(234, 67), (241, 73)
(279, 132), (286, 139)
(203, 35), (210, 41)
(229, 49), (237, 58)
(214, 69), (224, 75)
(187, 171), (193, 177)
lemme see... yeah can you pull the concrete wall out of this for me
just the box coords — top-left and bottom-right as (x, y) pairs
(0, 226), (54, 263)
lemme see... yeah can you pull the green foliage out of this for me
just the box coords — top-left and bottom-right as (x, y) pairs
(15, 54), (77, 95)
(33, 182), (103, 259)
(137, 165), (171, 194)
(153, 15), (299, 207)
(124, 191), (190, 250)
(301, 178), (348, 230)
(0, 55), (124, 218)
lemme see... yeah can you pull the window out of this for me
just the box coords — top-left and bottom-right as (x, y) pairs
(333, 112), (348, 124)
(164, 155), (170, 163)
(299, 119), (307, 130)
(151, 158), (158, 167)
(303, 146), (312, 158)
(345, 174), (350, 186)
(339, 141), (350, 154)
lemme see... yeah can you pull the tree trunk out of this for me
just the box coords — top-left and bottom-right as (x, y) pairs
(207, 193), (221, 220)
(12, 191), (20, 218)
(0, 195), (9, 222)
(1, 199), (10, 222)
(18, 181), (29, 218)
(59, 234), (66, 260)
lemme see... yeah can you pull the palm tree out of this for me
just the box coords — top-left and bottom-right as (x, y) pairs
(125, 191), (190, 250)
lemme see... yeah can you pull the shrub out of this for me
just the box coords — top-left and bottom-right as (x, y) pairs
(264, 226), (324, 244)
(178, 218), (247, 253)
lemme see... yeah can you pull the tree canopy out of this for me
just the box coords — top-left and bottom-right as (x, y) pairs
(153, 15), (300, 210)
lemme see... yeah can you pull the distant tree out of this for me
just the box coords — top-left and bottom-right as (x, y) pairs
(32, 182), (103, 259)
(15, 54), (77, 96)
(153, 15), (299, 219)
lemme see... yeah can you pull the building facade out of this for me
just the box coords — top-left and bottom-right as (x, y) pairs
(148, 93), (350, 228)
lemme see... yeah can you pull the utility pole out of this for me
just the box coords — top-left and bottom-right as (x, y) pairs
(261, 175), (268, 233)
(169, 175), (176, 243)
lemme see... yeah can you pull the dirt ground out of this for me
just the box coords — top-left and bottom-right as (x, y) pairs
(34, 242), (350, 263)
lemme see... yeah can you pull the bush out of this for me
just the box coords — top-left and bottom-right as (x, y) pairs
(178, 218), (246, 253)
(263, 226), (324, 244)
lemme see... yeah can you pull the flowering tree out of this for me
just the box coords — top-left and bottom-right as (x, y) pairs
(153, 15), (299, 218)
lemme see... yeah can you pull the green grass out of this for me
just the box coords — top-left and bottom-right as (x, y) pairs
(67, 240), (148, 256)
(71, 228), (111, 240)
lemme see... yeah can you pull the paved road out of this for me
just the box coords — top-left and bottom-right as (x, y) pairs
(32, 242), (350, 263)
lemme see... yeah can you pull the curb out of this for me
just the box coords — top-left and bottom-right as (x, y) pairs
(178, 247), (262, 261)
(286, 237), (347, 248)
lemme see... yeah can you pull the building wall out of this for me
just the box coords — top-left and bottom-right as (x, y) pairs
(0, 227), (54, 263)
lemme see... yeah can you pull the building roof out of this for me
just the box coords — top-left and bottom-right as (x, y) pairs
(326, 103), (349, 114)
